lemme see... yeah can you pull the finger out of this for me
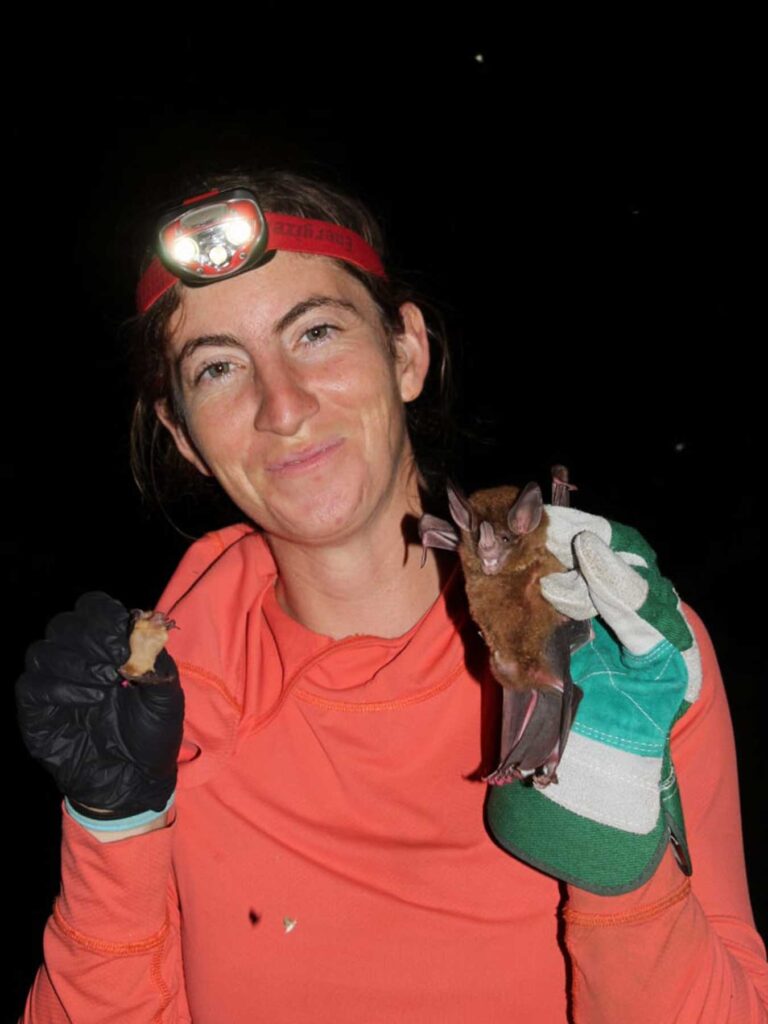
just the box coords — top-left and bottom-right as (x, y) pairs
(74, 593), (133, 661)
(572, 531), (663, 655)
(25, 638), (122, 690)
(44, 594), (131, 665)
(17, 663), (112, 711)
(543, 505), (612, 568)
(539, 568), (597, 619)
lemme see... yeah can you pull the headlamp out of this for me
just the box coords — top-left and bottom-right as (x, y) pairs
(136, 186), (387, 314)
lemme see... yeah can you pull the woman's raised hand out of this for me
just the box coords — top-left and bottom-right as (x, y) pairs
(16, 592), (184, 821)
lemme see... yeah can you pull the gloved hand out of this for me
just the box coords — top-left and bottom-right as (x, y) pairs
(486, 508), (702, 895)
(16, 591), (184, 823)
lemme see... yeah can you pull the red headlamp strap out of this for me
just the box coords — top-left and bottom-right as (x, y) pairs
(266, 213), (385, 277)
(137, 259), (177, 316)
(136, 211), (387, 314)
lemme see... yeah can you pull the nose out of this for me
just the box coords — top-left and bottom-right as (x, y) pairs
(252, 358), (320, 436)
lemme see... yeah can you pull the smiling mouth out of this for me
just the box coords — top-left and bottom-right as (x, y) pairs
(266, 438), (345, 473)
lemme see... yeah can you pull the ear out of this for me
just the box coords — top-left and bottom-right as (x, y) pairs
(154, 399), (212, 477)
(393, 301), (430, 403)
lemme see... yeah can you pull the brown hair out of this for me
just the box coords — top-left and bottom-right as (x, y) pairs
(128, 169), (456, 528)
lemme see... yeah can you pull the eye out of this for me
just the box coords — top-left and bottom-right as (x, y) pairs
(194, 360), (234, 385)
(301, 323), (335, 345)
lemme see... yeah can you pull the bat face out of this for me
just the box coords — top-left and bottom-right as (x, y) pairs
(419, 480), (549, 577)
(450, 483), (547, 577)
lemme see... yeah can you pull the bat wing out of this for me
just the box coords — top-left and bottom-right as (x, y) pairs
(484, 618), (589, 787)
(418, 514), (459, 550)
(417, 514), (460, 567)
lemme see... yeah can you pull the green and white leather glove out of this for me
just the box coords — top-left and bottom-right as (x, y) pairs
(486, 507), (702, 895)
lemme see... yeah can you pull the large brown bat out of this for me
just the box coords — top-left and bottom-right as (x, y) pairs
(418, 467), (591, 787)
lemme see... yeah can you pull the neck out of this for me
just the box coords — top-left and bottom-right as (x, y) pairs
(265, 471), (450, 640)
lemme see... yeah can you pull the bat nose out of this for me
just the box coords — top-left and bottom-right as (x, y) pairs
(478, 521), (495, 549)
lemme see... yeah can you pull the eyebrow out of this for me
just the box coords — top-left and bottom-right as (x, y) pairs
(176, 295), (362, 369)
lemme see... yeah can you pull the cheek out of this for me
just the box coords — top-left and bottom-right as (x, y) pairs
(181, 398), (252, 471)
(334, 364), (407, 459)
(328, 346), (402, 414)
(358, 382), (410, 479)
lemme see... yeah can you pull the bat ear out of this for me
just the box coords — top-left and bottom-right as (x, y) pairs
(446, 479), (475, 533)
(507, 482), (543, 535)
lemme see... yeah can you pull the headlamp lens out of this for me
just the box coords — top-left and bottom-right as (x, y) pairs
(208, 244), (229, 267)
(172, 236), (199, 265)
(223, 216), (254, 246)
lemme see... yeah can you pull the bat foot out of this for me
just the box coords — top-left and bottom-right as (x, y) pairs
(483, 760), (560, 788)
(483, 765), (525, 787)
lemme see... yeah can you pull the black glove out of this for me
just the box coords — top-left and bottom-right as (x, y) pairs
(16, 591), (184, 820)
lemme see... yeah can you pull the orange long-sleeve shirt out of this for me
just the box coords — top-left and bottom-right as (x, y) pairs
(21, 525), (768, 1022)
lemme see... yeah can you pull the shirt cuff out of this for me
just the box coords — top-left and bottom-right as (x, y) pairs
(64, 792), (176, 833)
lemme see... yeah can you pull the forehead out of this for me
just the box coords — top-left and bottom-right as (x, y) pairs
(167, 250), (378, 347)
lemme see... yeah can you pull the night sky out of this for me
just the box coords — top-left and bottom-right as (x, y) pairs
(6, 10), (762, 1018)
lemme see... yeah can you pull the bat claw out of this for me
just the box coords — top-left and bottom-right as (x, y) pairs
(130, 610), (177, 631)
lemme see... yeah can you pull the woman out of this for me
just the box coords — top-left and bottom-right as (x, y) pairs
(17, 171), (768, 1022)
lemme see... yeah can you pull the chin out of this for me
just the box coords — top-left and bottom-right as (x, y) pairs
(259, 482), (373, 544)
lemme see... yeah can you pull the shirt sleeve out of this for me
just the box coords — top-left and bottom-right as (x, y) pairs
(20, 803), (191, 1024)
(562, 603), (768, 1023)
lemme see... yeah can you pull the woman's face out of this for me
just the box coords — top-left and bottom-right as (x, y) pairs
(156, 250), (430, 546)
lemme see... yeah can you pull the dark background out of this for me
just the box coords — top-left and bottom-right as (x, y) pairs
(6, 9), (762, 1019)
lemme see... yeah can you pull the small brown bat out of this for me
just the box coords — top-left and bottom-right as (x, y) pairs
(418, 468), (591, 787)
(119, 610), (177, 683)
